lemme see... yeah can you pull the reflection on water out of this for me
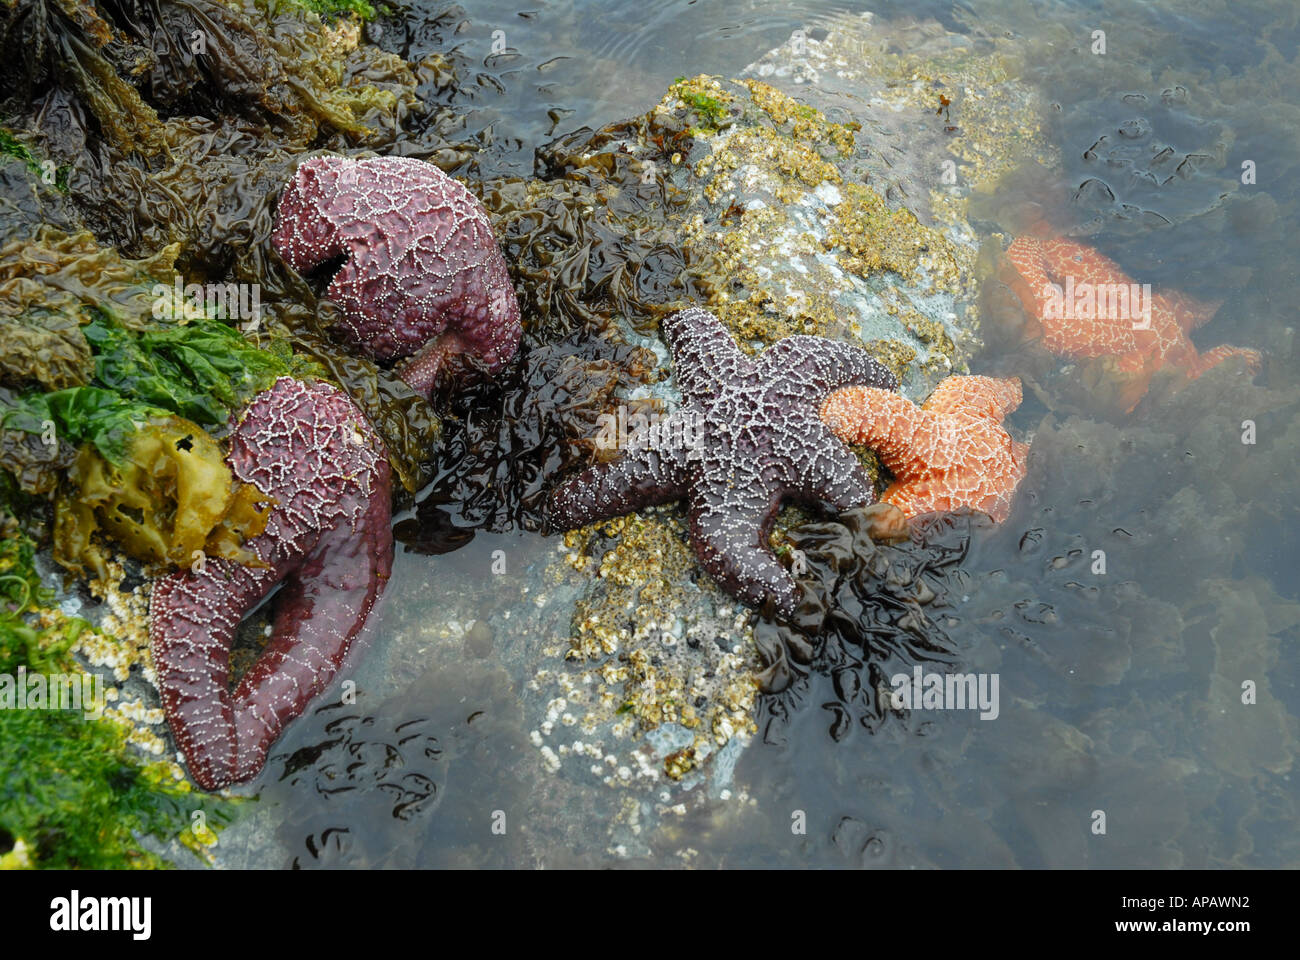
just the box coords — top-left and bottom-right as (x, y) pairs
(219, 0), (1299, 867)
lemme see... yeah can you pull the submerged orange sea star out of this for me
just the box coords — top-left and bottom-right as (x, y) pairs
(1004, 235), (1261, 404)
(820, 376), (1028, 523)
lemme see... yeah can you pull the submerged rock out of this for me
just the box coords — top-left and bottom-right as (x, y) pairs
(517, 15), (1055, 823)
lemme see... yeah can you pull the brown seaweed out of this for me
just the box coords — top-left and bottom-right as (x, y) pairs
(0, 0), (761, 564)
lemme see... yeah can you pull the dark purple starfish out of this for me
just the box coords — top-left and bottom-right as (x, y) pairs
(149, 377), (393, 790)
(271, 154), (522, 395)
(547, 307), (898, 617)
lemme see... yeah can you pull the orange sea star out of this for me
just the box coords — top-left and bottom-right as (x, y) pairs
(1004, 235), (1261, 388)
(821, 376), (1028, 523)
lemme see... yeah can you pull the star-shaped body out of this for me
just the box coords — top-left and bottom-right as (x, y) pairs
(1004, 235), (1260, 396)
(821, 375), (1028, 523)
(149, 377), (393, 790)
(547, 307), (898, 618)
(271, 155), (521, 395)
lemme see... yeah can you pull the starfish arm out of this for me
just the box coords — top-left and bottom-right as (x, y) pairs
(820, 386), (930, 475)
(923, 375), (1022, 422)
(231, 488), (394, 781)
(794, 423), (877, 512)
(660, 307), (750, 399)
(688, 488), (800, 619)
(148, 560), (282, 791)
(885, 421), (1028, 522)
(1003, 236), (1055, 319)
(1190, 343), (1263, 377)
(1161, 288), (1222, 332)
(547, 435), (692, 529)
(325, 256), (380, 352)
(271, 156), (347, 274)
(393, 333), (459, 397)
(757, 335), (898, 406)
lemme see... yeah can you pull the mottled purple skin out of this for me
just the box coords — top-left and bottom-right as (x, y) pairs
(149, 377), (393, 791)
(271, 154), (522, 395)
(547, 307), (898, 618)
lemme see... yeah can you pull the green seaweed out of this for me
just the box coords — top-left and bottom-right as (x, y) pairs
(85, 310), (296, 432)
(0, 128), (69, 193)
(671, 77), (730, 130)
(291, 0), (378, 20)
(1, 311), (300, 465)
(0, 513), (232, 869)
(1, 386), (168, 468)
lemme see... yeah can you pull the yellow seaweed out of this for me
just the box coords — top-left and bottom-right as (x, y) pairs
(54, 417), (273, 580)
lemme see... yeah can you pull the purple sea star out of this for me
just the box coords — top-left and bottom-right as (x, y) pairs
(149, 377), (393, 790)
(546, 307), (898, 617)
(271, 154), (522, 395)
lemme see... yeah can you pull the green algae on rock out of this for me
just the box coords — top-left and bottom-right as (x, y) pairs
(289, 0), (379, 21)
(0, 508), (233, 869)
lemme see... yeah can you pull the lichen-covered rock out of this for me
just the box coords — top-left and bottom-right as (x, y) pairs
(583, 14), (1056, 402)
(643, 73), (976, 399)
